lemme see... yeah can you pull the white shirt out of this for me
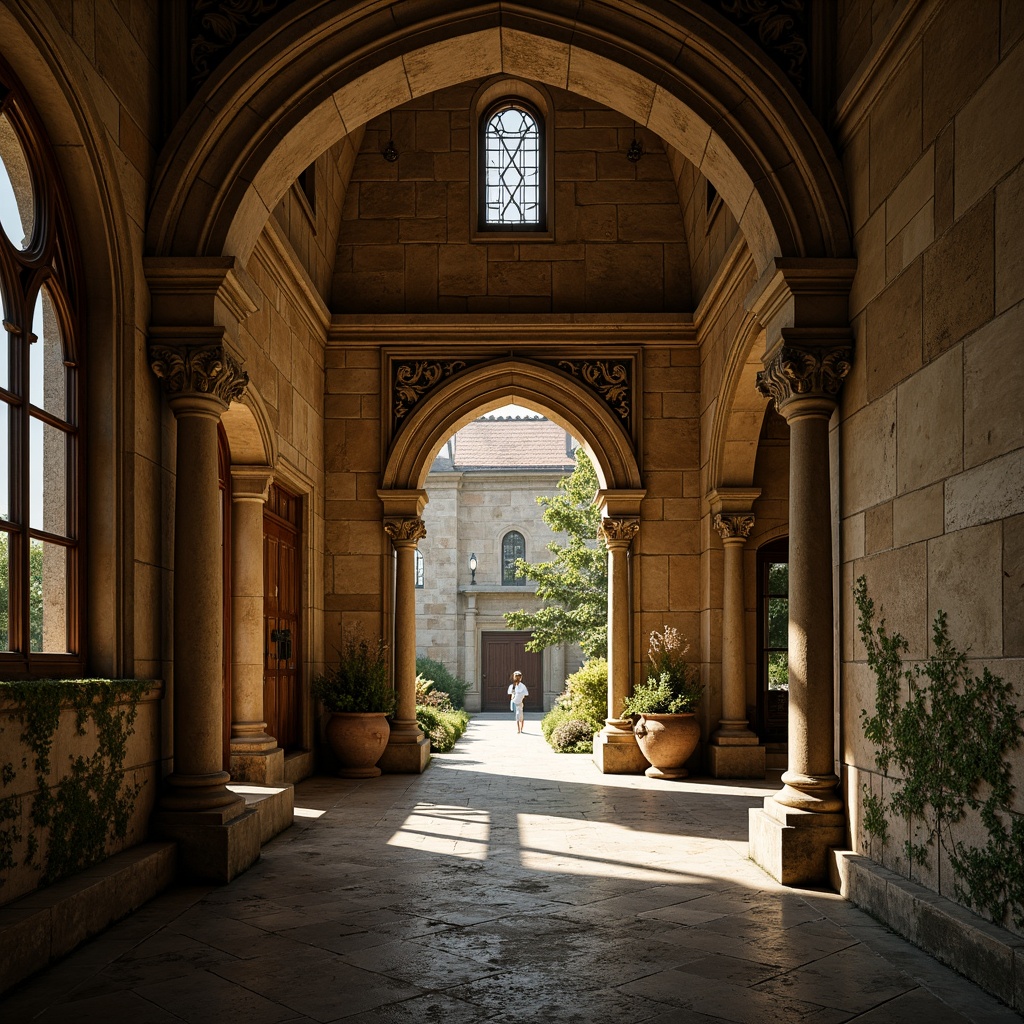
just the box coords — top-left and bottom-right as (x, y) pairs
(508, 681), (529, 706)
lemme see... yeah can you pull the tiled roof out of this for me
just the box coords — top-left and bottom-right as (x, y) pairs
(433, 417), (577, 470)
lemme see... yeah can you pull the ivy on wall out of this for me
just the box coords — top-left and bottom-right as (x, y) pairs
(854, 576), (1024, 929)
(0, 679), (149, 888)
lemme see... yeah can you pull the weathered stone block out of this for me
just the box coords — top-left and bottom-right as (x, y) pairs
(748, 801), (845, 885)
(995, 161), (1024, 313)
(945, 447), (1024, 533)
(840, 390), (896, 516)
(865, 258), (922, 400)
(892, 482), (944, 548)
(439, 244), (487, 294)
(869, 45), (922, 208)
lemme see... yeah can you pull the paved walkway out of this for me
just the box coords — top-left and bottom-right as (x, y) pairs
(3, 715), (1018, 1023)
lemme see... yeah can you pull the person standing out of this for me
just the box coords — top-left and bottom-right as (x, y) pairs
(507, 671), (529, 734)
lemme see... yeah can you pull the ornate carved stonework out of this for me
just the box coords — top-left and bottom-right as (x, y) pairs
(557, 360), (631, 424)
(188, 0), (294, 96)
(393, 360), (469, 423)
(150, 344), (249, 403)
(714, 0), (808, 94)
(714, 513), (755, 541)
(598, 517), (640, 546)
(384, 517), (427, 545)
(755, 345), (852, 410)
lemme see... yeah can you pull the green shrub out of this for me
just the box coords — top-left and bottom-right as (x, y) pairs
(415, 673), (455, 713)
(550, 718), (594, 753)
(312, 633), (395, 714)
(541, 658), (607, 752)
(415, 704), (470, 753)
(622, 628), (702, 715)
(415, 657), (470, 709)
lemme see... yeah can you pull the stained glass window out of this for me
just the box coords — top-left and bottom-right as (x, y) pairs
(502, 531), (526, 586)
(482, 103), (543, 229)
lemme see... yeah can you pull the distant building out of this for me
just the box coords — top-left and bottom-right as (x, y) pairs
(417, 415), (585, 712)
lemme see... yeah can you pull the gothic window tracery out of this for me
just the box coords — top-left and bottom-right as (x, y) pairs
(480, 101), (544, 230)
(0, 58), (83, 675)
(502, 531), (526, 586)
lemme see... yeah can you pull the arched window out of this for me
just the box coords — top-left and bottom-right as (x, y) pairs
(414, 548), (424, 589)
(0, 58), (83, 675)
(502, 531), (526, 586)
(480, 101), (544, 231)
(756, 537), (789, 743)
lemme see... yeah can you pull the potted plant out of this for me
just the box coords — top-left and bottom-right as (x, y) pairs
(623, 626), (703, 779)
(311, 632), (396, 778)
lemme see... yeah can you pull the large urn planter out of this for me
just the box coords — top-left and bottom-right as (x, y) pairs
(325, 712), (391, 778)
(634, 713), (700, 779)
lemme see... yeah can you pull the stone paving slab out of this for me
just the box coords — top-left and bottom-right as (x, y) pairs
(1, 714), (1019, 1023)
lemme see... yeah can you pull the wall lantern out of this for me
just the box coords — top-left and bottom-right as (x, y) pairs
(469, 552), (478, 585)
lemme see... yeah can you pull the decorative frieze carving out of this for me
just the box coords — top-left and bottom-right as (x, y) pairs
(393, 360), (468, 423)
(384, 517), (427, 545)
(557, 360), (631, 424)
(714, 513), (755, 541)
(150, 344), (249, 403)
(715, 0), (808, 94)
(598, 517), (640, 546)
(755, 345), (852, 410)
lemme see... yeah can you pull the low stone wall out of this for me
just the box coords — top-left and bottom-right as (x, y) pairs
(0, 681), (165, 907)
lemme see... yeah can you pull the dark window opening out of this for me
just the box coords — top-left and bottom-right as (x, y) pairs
(502, 531), (526, 586)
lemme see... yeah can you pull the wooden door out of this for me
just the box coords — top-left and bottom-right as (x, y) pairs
(481, 631), (543, 711)
(264, 484), (302, 751)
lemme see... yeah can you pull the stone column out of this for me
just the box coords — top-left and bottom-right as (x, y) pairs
(378, 504), (431, 773)
(709, 510), (765, 778)
(748, 342), (850, 883)
(149, 343), (260, 879)
(229, 467), (283, 783)
(592, 508), (648, 774)
(464, 591), (479, 712)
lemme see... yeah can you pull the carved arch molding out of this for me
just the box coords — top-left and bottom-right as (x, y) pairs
(387, 350), (638, 451)
(181, 1), (811, 100)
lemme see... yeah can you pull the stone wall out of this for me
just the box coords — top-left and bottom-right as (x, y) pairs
(836, 0), (1024, 929)
(331, 79), (691, 314)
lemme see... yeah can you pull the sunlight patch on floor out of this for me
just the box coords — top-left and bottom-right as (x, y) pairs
(388, 802), (491, 860)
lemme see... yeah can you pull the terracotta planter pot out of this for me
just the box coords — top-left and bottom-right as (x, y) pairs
(633, 713), (700, 779)
(325, 712), (391, 778)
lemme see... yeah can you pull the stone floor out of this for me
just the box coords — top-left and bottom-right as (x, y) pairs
(3, 714), (1019, 1023)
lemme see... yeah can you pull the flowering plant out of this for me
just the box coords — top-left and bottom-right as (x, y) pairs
(622, 626), (703, 715)
(311, 631), (396, 715)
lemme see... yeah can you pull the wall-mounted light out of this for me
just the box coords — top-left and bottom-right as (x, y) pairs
(469, 552), (478, 585)
(382, 108), (399, 162)
(626, 121), (644, 163)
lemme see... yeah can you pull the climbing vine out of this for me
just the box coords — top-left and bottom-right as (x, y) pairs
(0, 678), (149, 887)
(855, 576), (1024, 929)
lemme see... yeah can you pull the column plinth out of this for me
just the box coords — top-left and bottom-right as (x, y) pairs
(379, 511), (430, 773)
(747, 337), (851, 883)
(709, 510), (765, 778)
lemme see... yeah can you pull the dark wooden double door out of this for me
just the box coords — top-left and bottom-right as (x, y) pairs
(481, 631), (542, 711)
(264, 484), (302, 751)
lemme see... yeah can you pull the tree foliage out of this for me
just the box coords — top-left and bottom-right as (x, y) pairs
(503, 448), (607, 658)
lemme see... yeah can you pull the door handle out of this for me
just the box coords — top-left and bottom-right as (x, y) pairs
(270, 628), (292, 661)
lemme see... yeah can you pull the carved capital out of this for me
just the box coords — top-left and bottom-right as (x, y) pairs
(150, 344), (249, 403)
(384, 517), (427, 546)
(598, 517), (640, 547)
(714, 513), (754, 541)
(755, 344), (851, 412)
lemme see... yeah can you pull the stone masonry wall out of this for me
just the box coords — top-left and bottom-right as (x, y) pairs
(331, 79), (691, 313)
(836, 0), (1024, 928)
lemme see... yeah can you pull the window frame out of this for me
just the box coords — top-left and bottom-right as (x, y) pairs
(501, 530), (527, 587)
(469, 77), (554, 243)
(755, 536), (789, 743)
(0, 56), (85, 678)
(414, 548), (424, 589)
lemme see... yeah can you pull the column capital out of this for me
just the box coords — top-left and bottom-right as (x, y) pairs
(755, 340), (852, 417)
(384, 517), (427, 546)
(150, 341), (249, 405)
(714, 513), (755, 542)
(708, 486), (761, 517)
(230, 466), (274, 502)
(598, 516), (640, 548)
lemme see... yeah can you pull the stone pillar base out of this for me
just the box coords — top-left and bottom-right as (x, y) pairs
(593, 720), (648, 774)
(379, 731), (431, 774)
(709, 736), (765, 779)
(229, 745), (284, 784)
(153, 806), (261, 883)
(748, 796), (845, 885)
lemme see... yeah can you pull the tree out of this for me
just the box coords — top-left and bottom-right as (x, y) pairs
(503, 448), (608, 658)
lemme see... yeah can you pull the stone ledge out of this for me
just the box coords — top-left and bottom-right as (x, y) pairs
(0, 841), (176, 995)
(830, 850), (1024, 1013)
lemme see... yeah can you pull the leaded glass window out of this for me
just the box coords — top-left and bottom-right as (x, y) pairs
(481, 103), (544, 230)
(502, 531), (526, 586)
(415, 549), (424, 589)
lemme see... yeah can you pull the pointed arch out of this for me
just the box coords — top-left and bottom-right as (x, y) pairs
(147, 0), (851, 273)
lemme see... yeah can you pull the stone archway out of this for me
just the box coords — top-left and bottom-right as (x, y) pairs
(146, 0), (851, 271)
(379, 357), (645, 774)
